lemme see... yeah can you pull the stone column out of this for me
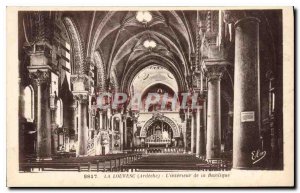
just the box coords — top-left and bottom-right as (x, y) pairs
(182, 118), (187, 153)
(24, 12), (57, 160)
(64, 128), (70, 152)
(190, 112), (195, 153)
(18, 80), (25, 160)
(71, 74), (91, 156)
(70, 101), (78, 152)
(120, 116), (124, 151)
(99, 110), (103, 130)
(195, 106), (202, 157)
(225, 111), (233, 151)
(200, 97), (207, 159)
(203, 100), (207, 146)
(232, 17), (261, 169)
(132, 120), (137, 148)
(203, 60), (228, 159)
(124, 117), (127, 149)
(29, 70), (52, 160)
(74, 94), (89, 156)
(50, 94), (58, 154)
(108, 110), (113, 153)
(70, 104), (77, 133)
(111, 117), (115, 152)
(103, 111), (107, 130)
(90, 112), (96, 138)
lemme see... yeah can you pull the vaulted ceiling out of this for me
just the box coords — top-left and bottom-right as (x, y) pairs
(61, 11), (202, 92)
(19, 9), (283, 99)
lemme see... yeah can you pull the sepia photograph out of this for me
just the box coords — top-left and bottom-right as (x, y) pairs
(6, 6), (294, 187)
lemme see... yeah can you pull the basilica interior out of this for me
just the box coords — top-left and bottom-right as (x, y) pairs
(18, 9), (283, 171)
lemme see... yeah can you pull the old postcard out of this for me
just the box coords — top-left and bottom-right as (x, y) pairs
(6, 6), (294, 187)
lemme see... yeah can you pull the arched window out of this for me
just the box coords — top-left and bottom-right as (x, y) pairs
(56, 99), (63, 127)
(24, 86), (34, 122)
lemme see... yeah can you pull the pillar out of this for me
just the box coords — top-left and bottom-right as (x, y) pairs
(99, 110), (103, 130)
(182, 119), (187, 153)
(74, 94), (89, 156)
(190, 112), (195, 153)
(29, 70), (52, 160)
(107, 110), (113, 153)
(70, 102), (78, 151)
(120, 116), (124, 151)
(203, 60), (228, 159)
(195, 107), (201, 157)
(199, 103), (206, 159)
(124, 118), (127, 149)
(18, 81), (25, 160)
(225, 111), (233, 151)
(103, 112), (107, 130)
(64, 129), (70, 152)
(133, 120), (137, 148)
(24, 12), (59, 160)
(233, 17), (261, 169)
(203, 99), (207, 152)
(50, 94), (58, 154)
(111, 117), (115, 152)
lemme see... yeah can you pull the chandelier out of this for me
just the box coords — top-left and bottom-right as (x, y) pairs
(136, 11), (152, 23)
(143, 39), (156, 49)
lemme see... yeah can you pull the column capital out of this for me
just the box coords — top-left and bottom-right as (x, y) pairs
(196, 106), (203, 111)
(73, 91), (89, 104)
(71, 74), (92, 92)
(202, 59), (230, 81)
(234, 17), (260, 28)
(97, 108), (104, 114)
(199, 90), (207, 99)
(223, 11), (260, 26)
(28, 69), (51, 86)
(223, 10), (245, 24)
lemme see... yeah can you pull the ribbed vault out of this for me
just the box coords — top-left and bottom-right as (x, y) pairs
(62, 11), (198, 91)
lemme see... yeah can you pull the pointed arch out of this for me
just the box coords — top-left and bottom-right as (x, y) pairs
(141, 115), (180, 138)
(63, 17), (85, 74)
(94, 51), (106, 92)
(90, 11), (116, 58)
(110, 70), (119, 92)
(169, 11), (195, 54)
(120, 54), (188, 93)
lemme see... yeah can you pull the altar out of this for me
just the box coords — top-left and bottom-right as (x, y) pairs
(144, 121), (173, 147)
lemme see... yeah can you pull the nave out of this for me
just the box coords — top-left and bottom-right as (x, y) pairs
(18, 9), (283, 171)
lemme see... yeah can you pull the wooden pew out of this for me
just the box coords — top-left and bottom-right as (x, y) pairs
(20, 162), (91, 172)
(20, 153), (143, 172)
(121, 154), (204, 171)
(196, 159), (233, 171)
(121, 164), (198, 171)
